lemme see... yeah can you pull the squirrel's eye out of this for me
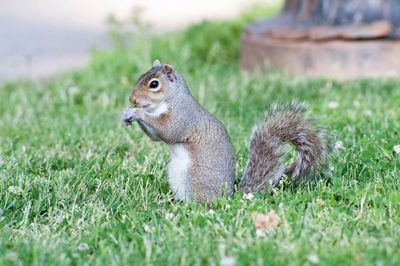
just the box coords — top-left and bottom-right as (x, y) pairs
(149, 80), (159, 89)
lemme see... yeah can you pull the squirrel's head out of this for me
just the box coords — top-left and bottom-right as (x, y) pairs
(129, 60), (187, 112)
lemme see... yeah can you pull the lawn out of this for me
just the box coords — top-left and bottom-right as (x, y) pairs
(1, 5), (399, 266)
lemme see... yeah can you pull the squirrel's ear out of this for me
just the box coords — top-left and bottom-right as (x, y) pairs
(162, 64), (175, 82)
(152, 59), (161, 68)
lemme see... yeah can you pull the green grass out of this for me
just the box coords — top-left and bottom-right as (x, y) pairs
(1, 4), (400, 266)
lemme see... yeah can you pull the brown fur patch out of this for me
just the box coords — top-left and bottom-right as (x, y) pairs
(135, 66), (162, 88)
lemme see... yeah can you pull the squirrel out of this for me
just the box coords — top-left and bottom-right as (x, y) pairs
(122, 60), (330, 203)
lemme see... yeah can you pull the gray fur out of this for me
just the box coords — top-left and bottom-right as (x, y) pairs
(157, 91), (236, 202)
(126, 63), (235, 203)
(124, 63), (330, 203)
(239, 101), (330, 193)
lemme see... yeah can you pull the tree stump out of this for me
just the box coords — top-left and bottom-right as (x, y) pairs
(241, 0), (400, 79)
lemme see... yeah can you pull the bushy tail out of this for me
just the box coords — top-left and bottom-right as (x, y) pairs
(239, 101), (331, 193)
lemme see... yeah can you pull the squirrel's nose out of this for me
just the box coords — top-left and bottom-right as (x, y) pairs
(130, 95), (138, 106)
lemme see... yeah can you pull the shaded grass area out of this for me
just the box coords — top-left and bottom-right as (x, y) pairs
(1, 4), (400, 265)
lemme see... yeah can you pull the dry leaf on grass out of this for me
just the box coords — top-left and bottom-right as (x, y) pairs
(251, 209), (281, 233)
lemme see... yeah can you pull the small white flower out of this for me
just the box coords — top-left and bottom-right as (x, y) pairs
(307, 254), (320, 264)
(220, 256), (236, 266)
(353, 100), (360, 107)
(281, 242), (295, 251)
(67, 86), (80, 96)
(78, 243), (89, 251)
(8, 186), (23, 195)
(316, 198), (325, 205)
(225, 204), (231, 210)
(207, 209), (216, 215)
(346, 125), (355, 132)
(364, 110), (372, 117)
(255, 229), (266, 238)
(243, 193), (254, 201)
(165, 212), (174, 220)
(394, 145), (400, 154)
(334, 140), (344, 151)
(143, 224), (152, 233)
(328, 101), (338, 109)
(6, 252), (18, 261)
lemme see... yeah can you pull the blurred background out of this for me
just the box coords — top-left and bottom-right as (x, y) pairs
(3, 0), (400, 81)
(0, 0), (280, 81)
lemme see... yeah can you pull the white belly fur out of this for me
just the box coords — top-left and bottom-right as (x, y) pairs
(167, 144), (191, 201)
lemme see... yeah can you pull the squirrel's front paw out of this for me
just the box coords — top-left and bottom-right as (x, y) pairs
(122, 107), (141, 126)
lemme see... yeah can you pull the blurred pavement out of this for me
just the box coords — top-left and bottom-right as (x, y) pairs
(0, 0), (279, 81)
